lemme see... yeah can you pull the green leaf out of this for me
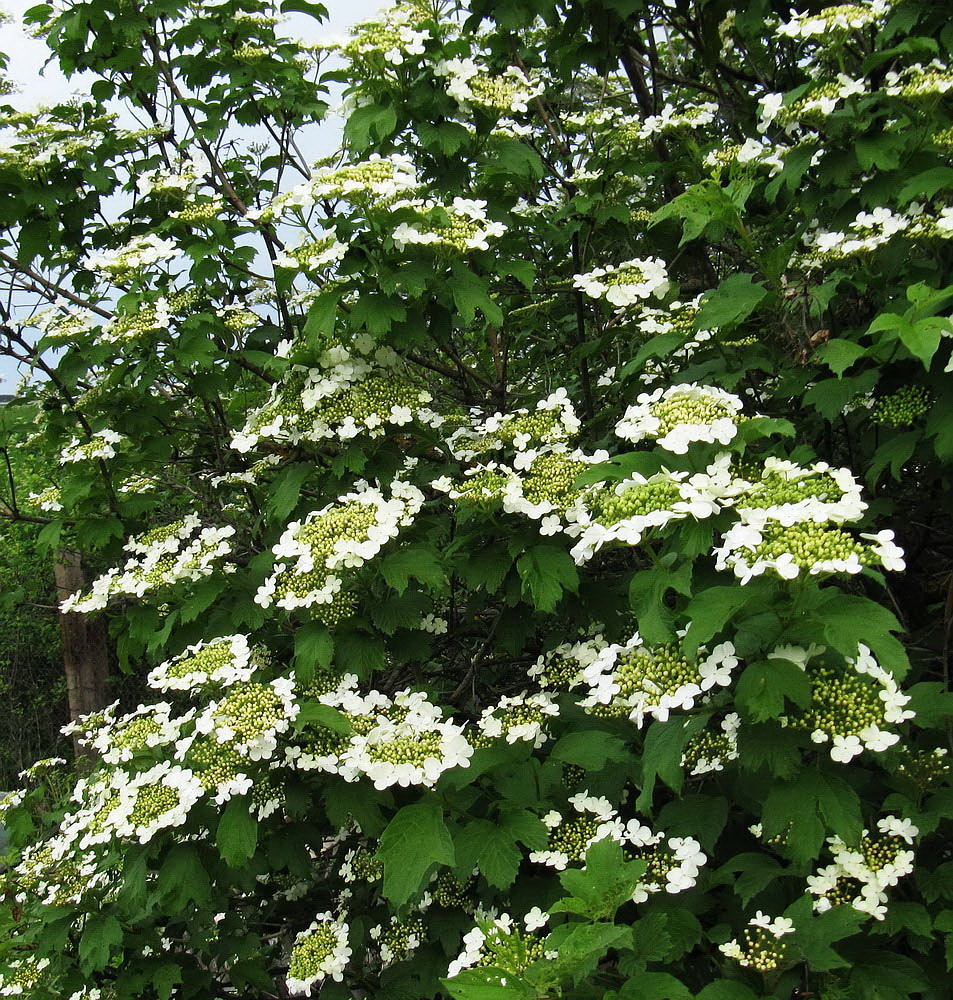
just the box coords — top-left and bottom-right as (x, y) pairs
(79, 914), (123, 973)
(629, 562), (692, 644)
(517, 544), (578, 612)
(717, 852), (787, 906)
(153, 963), (181, 1000)
(695, 983), (758, 1000)
(816, 338), (867, 376)
(735, 658), (811, 722)
(217, 797), (259, 867)
(550, 730), (630, 770)
(334, 628), (385, 678)
(636, 718), (696, 811)
(267, 463), (311, 520)
(694, 273), (768, 330)
(815, 593), (908, 677)
(849, 953), (929, 999)
(683, 583), (768, 653)
(616, 971), (691, 1000)
(442, 968), (534, 1000)
(157, 844), (210, 909)
(555, 838), (648, 920)
(378, 798), (454, 905)
(449, 265), (504, 325)
(293, 701), (352, 734)
(380, 546), (445, 594)
(294, 622), (334, 678)
(454, 820), (522, 889)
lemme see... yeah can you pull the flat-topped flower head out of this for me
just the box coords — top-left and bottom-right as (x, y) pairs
(0, 956), (51, 997)
(885, 60), (953, 99)
(801, 644), (914, 762)
(682, 713), (741, 776)
(567, 469), (723, 564)
(286, 913), (352, 993)
(341, 713), (472, 789)
(777, 1), (889, 41)
(615, 383), (743, 453)
(256, 481), (423, 612)
(88, 701), (191, 764)
(580, 632), (738, 726)
(808, 816), (918, 920)
(369, 915), (426, 968)
(59, 428), (122, 464)
(195, 677), (299, 761)
(86, 233), (181, 275)
(720, 911), (794, 972)
(475, 691), (560, 748)
(447, 912), (550, 978)
(447, 388), (580, 460)
(147, 635), (261, 692)
(714, 521), (904, 583)
(61, 517), (235, 613)
(392, 196), (507, 252)
(231, 340), (439, 452)
(434, 58), (542, 113)
(528, 633), (609, 690)
(732, 458), (866, 526)
(573, 257), (669, 307)
(529, 791), (623, 870)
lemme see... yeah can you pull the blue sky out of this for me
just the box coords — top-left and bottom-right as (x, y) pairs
(0, 0), (383, 388)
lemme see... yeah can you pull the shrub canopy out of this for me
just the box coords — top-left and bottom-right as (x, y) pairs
(1, 0), (953, 998)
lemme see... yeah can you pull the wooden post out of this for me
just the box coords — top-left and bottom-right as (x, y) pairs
(53, 550), (110, 755)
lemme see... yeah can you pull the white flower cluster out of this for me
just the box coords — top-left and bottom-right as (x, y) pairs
(719, 912), (795, 973)
(59, 428), (122, 464)
(27, 485), (62, 511)
(273, 231), (348, 272)
(256, 480), (423, 611)
(289, 680), (473, 790)
(59, 762), (205, 850)
(566, 468), (723, 564)
(800, 205), (919, 267)
(808, 816), (918, 920)
(475, 691), (560, 748)
(335, 4), (429, 67)
(250, 154), (418, 221)
(579, 632), (738, 726)
(446, 388), (580, 461)
(136, 151), (210, 195)
(530, 791), (707, 897)
(231, 337), (441, 452)
(84, 700), (192, 764)
(527, 633), (609, 690)
(759, 74), (866, 132)
(439, 444), (607, 537)
(732, 457), (866, 526)
(640, 101), (719, 137)
(799, 643), (914, 762)
(146, 634), (258, 692)
(0, 957), (50, 997)
(286, 913), (352, 993)
(884, 60), (953, 99)
(392, 196), (507, 252)
(86, 233), (182, 275)
(682, 713), (741, 776)
(447, 911), (552, 979)
(61, 516), (235, 612)
(777, 1), (889, 40)
(573, 257), (669, 307)
(615, 383), (743, 453)
(434, 58), (542, 113)
(714, 522), (904, 583)
(192, 676), (298, 762)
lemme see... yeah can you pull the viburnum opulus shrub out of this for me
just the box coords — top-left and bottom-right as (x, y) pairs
(1, 0), (953, 997)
